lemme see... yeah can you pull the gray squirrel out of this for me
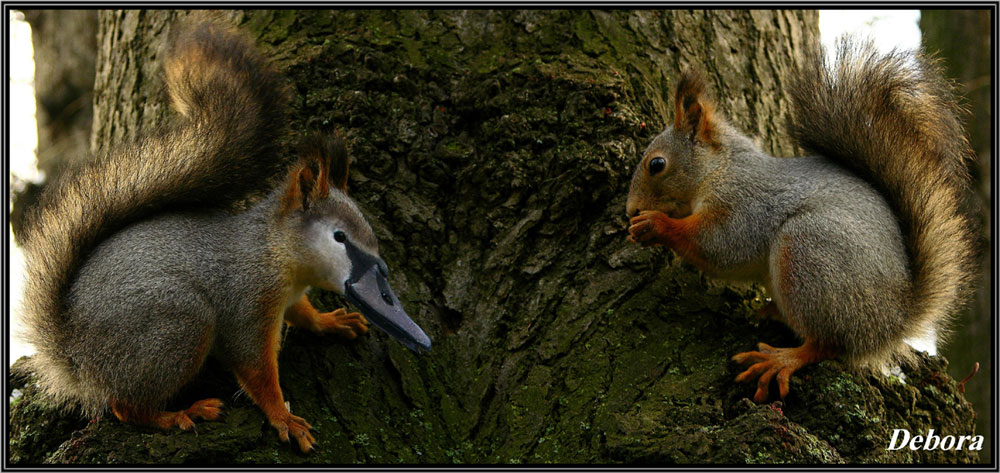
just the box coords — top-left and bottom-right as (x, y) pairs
(18, 19), (431, 452)
(626, 37), (976, 402)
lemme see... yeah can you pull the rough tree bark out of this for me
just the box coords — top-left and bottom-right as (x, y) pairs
(9, 9), (980, 465)
(921, 8), (993, 462)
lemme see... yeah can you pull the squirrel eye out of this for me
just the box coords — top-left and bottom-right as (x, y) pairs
(649, 157), (666, 175)
(334, 230), (347, 243)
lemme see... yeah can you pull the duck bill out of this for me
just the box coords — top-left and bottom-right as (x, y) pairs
(344, 265), (432, 354)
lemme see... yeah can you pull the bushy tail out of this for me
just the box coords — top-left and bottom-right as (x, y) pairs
(788, 36), (977, 353)
(18, 20), (290, 411)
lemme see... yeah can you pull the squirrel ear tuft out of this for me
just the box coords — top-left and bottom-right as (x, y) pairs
(328, 133), (350, 193)
(299, 166), (318, 211)
(298, 131), (349, 194)
(673, 69), (719, 148)
(303, 133), (331, 200)
(282, 131), (351, 214)
(281, 164), (316, 214)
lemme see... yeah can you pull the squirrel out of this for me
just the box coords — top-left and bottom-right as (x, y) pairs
(17, 20), (431, 453)
(626, 37), (976, 403)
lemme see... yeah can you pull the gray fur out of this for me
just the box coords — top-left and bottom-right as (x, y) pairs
(45, 178), (377, 416)
(627, 37), (975, 372)
(656, 120), (913, 364)
(17, 19), (381, 419)
(309, 190), (379, 253)
(787, 36), (976, 354)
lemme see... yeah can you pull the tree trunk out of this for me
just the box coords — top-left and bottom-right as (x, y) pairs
(9, 9), (979, 464)
(10, 10), (97, 240)
(22, 9), (97, 172)
(921, 8), (993, 463)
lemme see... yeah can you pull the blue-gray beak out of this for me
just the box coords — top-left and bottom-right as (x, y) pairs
(342, 242), (431, 353)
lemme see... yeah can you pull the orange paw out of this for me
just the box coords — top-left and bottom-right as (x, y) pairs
(170, 398), (225, 430)
(112, 398), (224, 431)
(627, 210), (670, 247)
(186, 398), (223, 421)
(270, 411), (316, 452)
(317, 308), (369, 339)
(172, 412), (196, 431)
(731, 340), (833, 403)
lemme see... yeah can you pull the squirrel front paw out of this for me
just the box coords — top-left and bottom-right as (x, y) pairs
(317, 308), (369, 339)
(628, 210), (671, 247)
(270, 410), (316, 452)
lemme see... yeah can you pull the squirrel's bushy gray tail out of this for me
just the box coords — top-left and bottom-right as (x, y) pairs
(788, 36), (976, 365)
(19, 20), (290, 413)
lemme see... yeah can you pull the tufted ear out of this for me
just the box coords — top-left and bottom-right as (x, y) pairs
(673, 69), (719, 148)
(281, 131), (351, 214)
(281, 132), (336, 213)
(327, 133), (350, 193)
(281, 161), (320, 214)
(299, 131), (349, 192)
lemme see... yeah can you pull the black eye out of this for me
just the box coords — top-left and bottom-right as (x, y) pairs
(334, 231), (346, 243)
(649, 157), (666, 175)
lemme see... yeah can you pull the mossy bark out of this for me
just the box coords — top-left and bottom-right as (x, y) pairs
(9, 9), (980, 465)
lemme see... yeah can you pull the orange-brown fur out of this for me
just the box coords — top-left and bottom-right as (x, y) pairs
(284, 295), (368, 338)
(280, 166), (310, 215)
(281, 133), (346, 215)
(628, 208), (732, 273)
(673, 70), (719, 149)
(233, 297), (318, 451)
(111, 399), (223, 430)
(731, 338), (837, 402)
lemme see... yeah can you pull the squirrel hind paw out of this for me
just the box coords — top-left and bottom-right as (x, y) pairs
(185, 398), (224, 421)
(731, 339), (836, 403)
(111, 398), (224, 431)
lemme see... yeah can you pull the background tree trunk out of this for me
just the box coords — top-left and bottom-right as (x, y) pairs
(9, 10), (96, 240)
(23, 10), (97, 172)
(9, 9), (981, 464)
(920, 8), (993, 463)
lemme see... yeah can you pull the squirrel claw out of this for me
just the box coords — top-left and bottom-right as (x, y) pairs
(271, 412), (316, 452)
(732, 354), (796, 403)
(732, 339), (832, 403)
(175, 414), (196, 431)
(187, 398), (223, 421)
(627, 210), (669, 247)
(319, 308), (369, 339)
(111, 398), (224, 431)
